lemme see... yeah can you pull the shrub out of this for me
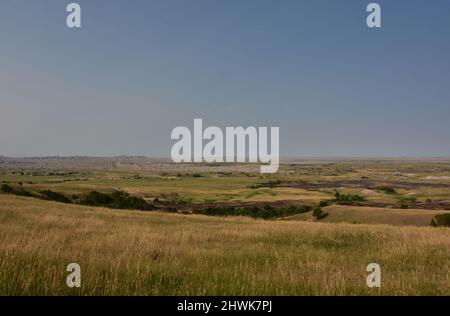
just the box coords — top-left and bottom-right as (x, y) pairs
(193, 204), (311, 219)
(398, 196), (417, 209)
(13, 188), (32, 197)
(377, 186), (396, 194)
(80, 191), (154, 211)
(81, 191), (113, 206)
(334, 191), (365, 205)
(319, 200), (332, 207)
(40, 190), (72, 204)
(1, 184), (32, 197)
(312, 207), (329, 220)
(1, 184), (13, 193)
(431, 214), (450, 227)
(251, 180), (282, 189)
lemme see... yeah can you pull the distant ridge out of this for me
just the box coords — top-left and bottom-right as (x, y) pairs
(1, 156), (450, 172)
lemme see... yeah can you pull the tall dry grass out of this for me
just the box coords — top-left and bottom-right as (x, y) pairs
(0, 194), (449, 295)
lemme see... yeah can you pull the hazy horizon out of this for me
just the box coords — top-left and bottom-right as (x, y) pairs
(2, 154), (450, 160)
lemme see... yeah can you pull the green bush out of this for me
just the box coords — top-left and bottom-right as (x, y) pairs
(193, 204), (311, 219)
(319, 200), (332, 207)
(377, 186), (397, 194)
(1, 184), (13, 193)
(431, 214), (450, 227)
(13, 188), (32, 197)
(312, 207), (329, 220)
(81, 191), (113, 206)
(80, 191), (154, 211)
(251, 180), (282, 189)
(40, 190), (72, 204)
(1, 184), (32, 197)
(398, 196), (417, 209)
(334, 191), (365, 205)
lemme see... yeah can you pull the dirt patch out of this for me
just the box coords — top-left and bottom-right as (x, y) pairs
(423, 176), (450, 180)
(279, 179), (450, 190)
(361, 189), (380, 196)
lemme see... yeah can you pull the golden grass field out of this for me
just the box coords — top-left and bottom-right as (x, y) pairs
(1, 158), (450, 295)
(286, 205), (449, 227)
(1, 194), (449, 296)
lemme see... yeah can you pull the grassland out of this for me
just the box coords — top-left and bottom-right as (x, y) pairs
(1, 158), (450, 295)
(3, 158), (450, 208)
(0, 194), (449, 295)
(285, 205), (448, 226)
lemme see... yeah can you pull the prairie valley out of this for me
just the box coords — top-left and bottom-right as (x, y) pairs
(0, 157), (449, 295)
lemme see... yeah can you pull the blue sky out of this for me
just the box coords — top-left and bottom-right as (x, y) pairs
(1, 0), (450, 157)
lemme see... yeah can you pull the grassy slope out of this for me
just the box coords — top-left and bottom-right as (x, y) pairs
(286, 205), (450, 227)
(0, 194), (449, 295)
